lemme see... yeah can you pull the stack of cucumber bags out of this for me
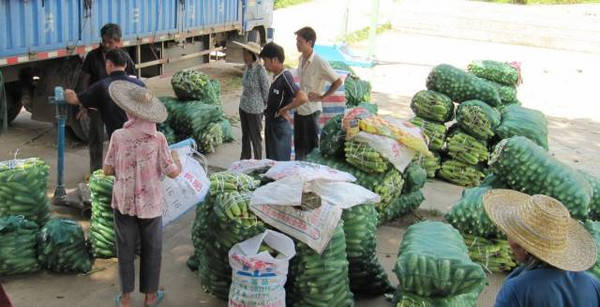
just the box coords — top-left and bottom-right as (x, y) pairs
(417, 62), (526, 187)
(0, 216), (40, 276)
(393, 221), (486, 306)
(0, 158), (50, 225)
(196, 171), (264, 300)
(38, 218), (92, 273)
(89, 170), (117, 258)
(306, 150), (425, 224)
(286, 221), (355, 306)
(409, 90), (453, 179)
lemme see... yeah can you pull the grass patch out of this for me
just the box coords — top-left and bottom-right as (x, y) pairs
(475, 0), (600, 3)
(274, 0), (312, 9)
(341, 22), (393, 44)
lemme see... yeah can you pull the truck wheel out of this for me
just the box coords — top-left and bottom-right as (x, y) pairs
(5, 84), (22, 124)
(69, 114), (91, 142)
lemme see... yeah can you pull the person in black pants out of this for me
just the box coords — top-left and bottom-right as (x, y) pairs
(233, 41), (270, 159)
(76, 23), (135, 176)
(294, 27), (343, 160)
(259, 42), (308, 161)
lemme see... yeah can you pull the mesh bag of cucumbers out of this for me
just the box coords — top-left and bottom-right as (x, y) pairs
(494, 104), (548, 150)
(342, 203), (393, 296)
(579, 170), (600, 219)
(0, 215), (40, 276)
(426, 64), (501, 107)
(463, 234), (517, 274)
(38, 218), (92, 273)
(392, 283), (484, 307)
(171, 70), (221, 105)
(393, 221), (486, 299)
(286, 220), (355, 307)
(160, 97), (232, 153)
(409, 117), (447, 152)
(489, 136), (592, 220)
(344, 75), (372, 108)
(0, 158), (50, 225)
(585, 220), (600, 280)
(195, 171), (264, 300)
(88, 170), (116, 258)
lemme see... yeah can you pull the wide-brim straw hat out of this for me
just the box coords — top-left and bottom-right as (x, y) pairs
(231, 41), (262, 55)
(483, 189), (596, 272)
(109, 80), (168, 123)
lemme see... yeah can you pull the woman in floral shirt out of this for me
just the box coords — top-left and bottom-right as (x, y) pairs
(233, 41), (270, 159)
(104, 81), (181, 307)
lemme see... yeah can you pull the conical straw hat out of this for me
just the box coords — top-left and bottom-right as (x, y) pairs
(483, 189), (596, 272)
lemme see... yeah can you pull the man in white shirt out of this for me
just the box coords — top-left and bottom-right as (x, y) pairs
(294, 27), (343, 160)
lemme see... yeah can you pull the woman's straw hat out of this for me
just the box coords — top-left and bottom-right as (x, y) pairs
(232, 41), (262, 55)
(109, 81), (168, 123)
(483, 189), (596, 271)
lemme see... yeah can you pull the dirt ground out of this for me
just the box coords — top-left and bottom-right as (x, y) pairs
(2, 0), (600, 306)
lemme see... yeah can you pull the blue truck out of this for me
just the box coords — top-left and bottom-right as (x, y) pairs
(0, 0), (274, 140)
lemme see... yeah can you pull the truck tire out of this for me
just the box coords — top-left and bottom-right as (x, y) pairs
(69, 114), (91, 142)
(5, 84), (22, 124)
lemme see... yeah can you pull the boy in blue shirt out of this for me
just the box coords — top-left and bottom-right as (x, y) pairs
(259, 42), (308, 161)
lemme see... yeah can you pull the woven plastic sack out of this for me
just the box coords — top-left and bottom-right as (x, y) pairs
(171, 70), (221, 105)
(495, 104), (548, 150)
(38, 218), (92, 273)
(455, 100), (501, 140)
(228, 230), (296, 307)
(286, 220), (354, 306)
(342, 204), (393, 295)
(0, 158), (50, 225)
(490, 136), (591, 220)
(394, 221), (486, 297)
(88, 170), (116, 258)
(0, 216), (40, 276)
(306, 150), (405, 218)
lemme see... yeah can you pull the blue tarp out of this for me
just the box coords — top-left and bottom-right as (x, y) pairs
(314, 44), (375, 68)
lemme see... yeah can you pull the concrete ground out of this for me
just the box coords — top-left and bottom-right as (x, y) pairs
(2, 0), (600, 306)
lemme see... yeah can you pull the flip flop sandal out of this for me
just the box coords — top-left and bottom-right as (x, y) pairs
(144, 290), (165, 307)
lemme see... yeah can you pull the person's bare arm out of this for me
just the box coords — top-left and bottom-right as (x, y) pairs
(103, 164), (115, 176)
(64, 89), (81, 105)
(166, 150), (182, 179)
(277, 90), (309, 120)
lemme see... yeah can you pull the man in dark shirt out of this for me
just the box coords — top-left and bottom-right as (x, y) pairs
(259, 42), (308, 161)
(65, 48), (144, 139)
(77, 23), (135, 174)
